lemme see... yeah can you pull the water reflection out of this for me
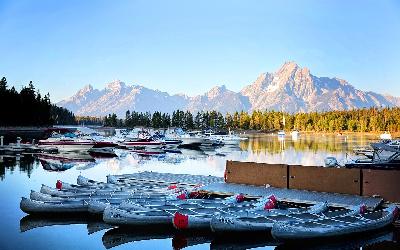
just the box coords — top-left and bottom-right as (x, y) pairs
(3, 134), (400, 250)
(276, 228), (398, 250)
(0, 155), (37, 180)
(0, 134), (379, 181)
(19, 212), (400, 250)
(241, 134), (376, 154)
(20, 214), (112, 234)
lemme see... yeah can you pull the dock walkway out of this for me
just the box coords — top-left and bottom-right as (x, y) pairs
(112, 172), (382, 209)
(202, 182), (383, 209)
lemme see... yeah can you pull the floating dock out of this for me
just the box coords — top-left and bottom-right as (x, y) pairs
(112, 171), (383, 209)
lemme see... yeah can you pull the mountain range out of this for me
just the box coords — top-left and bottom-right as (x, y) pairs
(58, 62), (400, 117)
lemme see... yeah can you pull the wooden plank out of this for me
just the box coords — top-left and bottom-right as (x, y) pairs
(288, 165), (361, 195)
(225, 160), (288, 188)
(363, 169), (400, 202)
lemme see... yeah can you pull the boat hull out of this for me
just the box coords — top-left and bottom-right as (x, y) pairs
(271, 206), (398, 241)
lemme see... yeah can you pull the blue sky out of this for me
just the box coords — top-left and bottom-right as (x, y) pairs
(1, 0), (400, 102)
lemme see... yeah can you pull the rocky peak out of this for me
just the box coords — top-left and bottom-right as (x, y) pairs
(106, 80), (126, 92)
(77, 84), (93, 96)
(207, 85), (227, 99)
(276, 61), (300, 76)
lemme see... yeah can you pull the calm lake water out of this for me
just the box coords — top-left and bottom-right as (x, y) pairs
(1, 134), (399, 249)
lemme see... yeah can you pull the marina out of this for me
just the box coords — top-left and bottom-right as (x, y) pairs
(1, 131), (399, 249)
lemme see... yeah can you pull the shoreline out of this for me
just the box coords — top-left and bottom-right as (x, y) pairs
(0, 127), (398, 135)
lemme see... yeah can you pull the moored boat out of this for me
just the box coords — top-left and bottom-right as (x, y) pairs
(209, 201), (330, 233)
(271, 205), (399, 241)
(20, 197), (88, 214)
(380, 131), (392, 140)
(38, 138), (96, 151)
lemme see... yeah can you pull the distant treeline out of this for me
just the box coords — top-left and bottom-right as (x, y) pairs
(104, 107), (400, 132)
(0, 77), (76, 126)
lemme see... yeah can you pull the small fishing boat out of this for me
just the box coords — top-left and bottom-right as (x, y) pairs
(271, 205), (398, 241)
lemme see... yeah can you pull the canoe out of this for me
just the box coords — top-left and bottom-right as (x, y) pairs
(20, 197), (88, 214)
(103, 206), (176, 226)
(80, 175), (194, 192)
(271, 205), (399, 241)
(103, 197), (263, 227)
(175, 201), (329, 231)
(106, 171), (223, 186)
(21, 195), (142, 214)
(210, 202), (356, 233)
(30, 189), (177, 214)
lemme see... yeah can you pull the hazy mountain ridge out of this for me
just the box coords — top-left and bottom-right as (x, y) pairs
(58, 62), (400, 117)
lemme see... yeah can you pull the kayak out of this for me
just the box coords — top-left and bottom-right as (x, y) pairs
(271, 205), (399, 241)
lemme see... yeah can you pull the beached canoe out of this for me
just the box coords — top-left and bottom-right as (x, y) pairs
(271, 205), (399, 241)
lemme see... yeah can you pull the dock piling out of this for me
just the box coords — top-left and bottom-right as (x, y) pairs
(0, 136), (3, 147)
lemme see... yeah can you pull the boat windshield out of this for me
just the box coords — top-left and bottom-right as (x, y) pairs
(373, 150), (396, 162)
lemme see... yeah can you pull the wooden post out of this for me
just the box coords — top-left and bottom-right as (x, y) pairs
(0, 136), (3, 147)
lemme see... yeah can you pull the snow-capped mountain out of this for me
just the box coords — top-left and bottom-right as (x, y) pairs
(241, 61), (400, 112)
(58, 80), (189, 117)
(58, 62), (400, 116)
(186, 85), (251, 114)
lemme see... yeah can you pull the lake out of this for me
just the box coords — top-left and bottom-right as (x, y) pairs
(1, 133), (399, 249)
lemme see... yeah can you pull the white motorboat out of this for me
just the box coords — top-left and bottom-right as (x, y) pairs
(290, 130), (299, 139)
(38, 137), (96, 151)
(380, 131), (392, 140)
(277, 131), (286, 137)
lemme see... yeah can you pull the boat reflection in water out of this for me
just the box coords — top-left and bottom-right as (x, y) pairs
(4, 134), (400, 249)
(102, 226), (214, 249)
(19, 212), (400, 250)
(275, 228), (399, 250)
(20, 214), (113, 235)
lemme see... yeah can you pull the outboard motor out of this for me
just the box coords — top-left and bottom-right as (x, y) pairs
(324, 157), (338, 167)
